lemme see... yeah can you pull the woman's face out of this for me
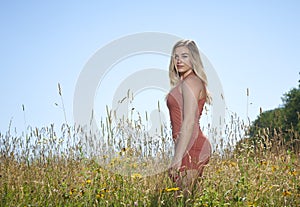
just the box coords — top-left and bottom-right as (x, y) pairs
(173, 46), (193, 75)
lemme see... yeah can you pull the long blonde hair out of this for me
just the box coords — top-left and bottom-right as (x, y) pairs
(169, 39), (212, 104)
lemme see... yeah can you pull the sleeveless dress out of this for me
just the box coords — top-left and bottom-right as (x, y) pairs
(167, 73), (211, 175)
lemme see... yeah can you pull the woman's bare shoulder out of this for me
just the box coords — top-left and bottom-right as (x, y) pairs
(183, 73), (204, 90)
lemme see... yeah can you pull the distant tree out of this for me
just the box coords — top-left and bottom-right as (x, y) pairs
(248, 74), (300, 152)
(281, 86), (300, 132)
(250, 107), (285, 135)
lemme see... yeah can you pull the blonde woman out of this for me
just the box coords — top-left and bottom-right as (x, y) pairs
(166, 40), (212, 192)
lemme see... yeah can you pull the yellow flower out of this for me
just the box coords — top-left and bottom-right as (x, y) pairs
(288, 170), (297, 176)
(247, 201), (256, 207)
(260, 160), (267, 165)
(96, 193), (104, 199)
(165, 187), (180, 192)
(269, 184), (279, 190)
(282, 190), (292, 196)
(101, 188), (109, 193)
(230, 161), (237, 167)
(86, 179), (92, 184)
(271, 165), (278, 172)
(131, 173), (142, 179)
(69, 188), (76, 195)
(110, 157), (120, 165)
(216, 168), (222, 174)
(131, 163), (138, 169)
(119, 147), (127, 155)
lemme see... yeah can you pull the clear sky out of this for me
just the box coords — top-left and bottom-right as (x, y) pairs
(0, 0), (299, 134)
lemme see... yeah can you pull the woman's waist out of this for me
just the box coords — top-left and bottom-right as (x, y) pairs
(171, 125), (202, 139)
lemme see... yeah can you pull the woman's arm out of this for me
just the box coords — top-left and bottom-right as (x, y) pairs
(171, 76), (203, 168)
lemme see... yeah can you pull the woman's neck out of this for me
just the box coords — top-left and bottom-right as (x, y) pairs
(180, 69), (193, 80)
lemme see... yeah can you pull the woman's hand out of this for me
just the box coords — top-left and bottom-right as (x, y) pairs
(168, 159), (182, 182)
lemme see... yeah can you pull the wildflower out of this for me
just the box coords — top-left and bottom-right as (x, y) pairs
(97, 167), (104, 173)
(216, 168), (222, 174)
(282, 190), (292, 196)
(119, 147), (128, 155)
(110, 157), (120, 165)
(131, 173), (142, 179)
(247, 201), (256, 207)
(260, 160), (267, 165)
(69, 188), (76, 195)
(86, 179), (92, 184)
(288, 170), (297, 176)
(96, 193), (104, 199)
(271, 165), (278, 172)
(100, 188), (109, 193)
(230, 161), (237, 167)
(96, 187), (109, 199)
(165, 187), (180, 192)
(269, 185), (279, 190)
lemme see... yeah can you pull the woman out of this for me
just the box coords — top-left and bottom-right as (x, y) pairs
(166, 39), (212, 191)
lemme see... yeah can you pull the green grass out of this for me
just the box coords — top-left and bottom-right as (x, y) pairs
(0, 114), (299, 206)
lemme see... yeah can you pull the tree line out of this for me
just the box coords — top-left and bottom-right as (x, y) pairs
(247, 74), (300, 153)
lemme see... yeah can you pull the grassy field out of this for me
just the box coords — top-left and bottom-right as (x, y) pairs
(0, 116), (299, 206)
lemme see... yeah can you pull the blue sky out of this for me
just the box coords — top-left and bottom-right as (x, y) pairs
(0, 0), (299, 134)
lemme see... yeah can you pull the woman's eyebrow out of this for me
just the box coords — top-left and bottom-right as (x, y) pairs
(174, 52), (189, 56)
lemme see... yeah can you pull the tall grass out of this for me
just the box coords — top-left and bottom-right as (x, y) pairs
(0, 89), (299, 206)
